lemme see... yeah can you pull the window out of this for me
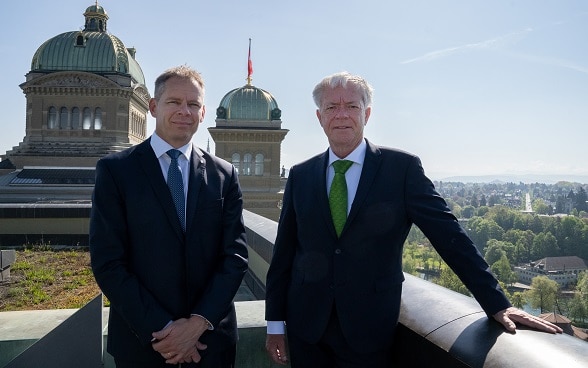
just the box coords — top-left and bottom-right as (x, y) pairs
(76, 35), (84, 46)
(47, 107), (57, 129)
(60, 107), (68, 129)
(83, 108), (92, 129)
(94, 107), (102, 130)
(232, 153), (240, 174)
(255, 154), (264, 175)
(71, 107), (80, 129)
(243, 154), (252, 176)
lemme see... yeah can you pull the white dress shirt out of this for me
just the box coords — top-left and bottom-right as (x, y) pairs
(150, 133), (191, 222)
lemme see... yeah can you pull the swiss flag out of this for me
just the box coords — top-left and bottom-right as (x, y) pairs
(248, 39), (253, 77)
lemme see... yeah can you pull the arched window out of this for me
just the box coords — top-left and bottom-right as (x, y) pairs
(255, 154), (264, 175)
(94, 107), (102, 130)
(47, 107), (57, 129)
(76, 34), (84, 46)
(60, 107), (68, 129)
(243, 153), (252, 176)
(71, 107), (80, 129)
(82, 108), (92, 129)
(232, 153), (241, 174)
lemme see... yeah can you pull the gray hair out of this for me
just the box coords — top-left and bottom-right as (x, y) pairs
(312, 72), (374, 108)
(153, 65), (205, 100)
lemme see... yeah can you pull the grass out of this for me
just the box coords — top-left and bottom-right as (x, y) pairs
(0, 247), (101, 311)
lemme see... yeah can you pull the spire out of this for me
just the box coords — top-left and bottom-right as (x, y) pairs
(246, 38), (253, 85)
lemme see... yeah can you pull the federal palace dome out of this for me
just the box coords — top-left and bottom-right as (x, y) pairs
(30, 4), (145, 85)
(216, 84), (282, 121)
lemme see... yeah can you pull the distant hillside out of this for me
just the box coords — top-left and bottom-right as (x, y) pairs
(437, 174), (588, 185)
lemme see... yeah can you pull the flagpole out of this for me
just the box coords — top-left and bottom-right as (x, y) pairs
(247, 38), (253, 85)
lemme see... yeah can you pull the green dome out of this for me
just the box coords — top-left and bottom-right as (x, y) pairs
(29, 4), (145, 86)
(216, 85), (281, 121)
(84, 4), (107, 16)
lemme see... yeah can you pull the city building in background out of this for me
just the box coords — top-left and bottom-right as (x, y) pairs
(0, 3), (287, 245)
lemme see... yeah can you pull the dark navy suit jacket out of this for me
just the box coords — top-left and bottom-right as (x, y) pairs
(90, 138), (248, 362)
(265, 139), (510, 354)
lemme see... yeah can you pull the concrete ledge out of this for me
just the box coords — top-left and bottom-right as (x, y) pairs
(0, 301), (273, 368)
(0, 249), (16, 281)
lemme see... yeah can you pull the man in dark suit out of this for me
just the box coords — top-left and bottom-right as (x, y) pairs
(264, 72), (561, 367)
(90, 65), (248, 367)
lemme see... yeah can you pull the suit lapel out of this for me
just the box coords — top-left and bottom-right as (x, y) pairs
(186, 147), (205, 234)
(136, 139), (185, 241)
(346, 140), (382, 229)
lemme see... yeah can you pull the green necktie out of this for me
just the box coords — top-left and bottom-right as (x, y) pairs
(329, 160), (353, 237)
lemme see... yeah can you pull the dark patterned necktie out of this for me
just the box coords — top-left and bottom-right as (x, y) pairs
(329, 160), (353, 237)
(167, 149), (185, 231)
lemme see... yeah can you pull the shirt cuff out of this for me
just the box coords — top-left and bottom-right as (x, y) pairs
(267, 320), (286, 334)
(191, 314), (214, 330)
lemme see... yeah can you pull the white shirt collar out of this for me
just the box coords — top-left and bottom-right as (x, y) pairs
(328, 139), (367, 167)
(150, 132), (192, 161)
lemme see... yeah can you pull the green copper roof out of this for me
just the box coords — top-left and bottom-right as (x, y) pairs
(217, 85), (281, 121)
(84, 4), (107, 16)
(31, 32), (145, 85)
(28, 4), (145, 85)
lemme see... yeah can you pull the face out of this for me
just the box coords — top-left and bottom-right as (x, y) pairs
(316, 85), (371, 156)
(149, 76), (205, 148)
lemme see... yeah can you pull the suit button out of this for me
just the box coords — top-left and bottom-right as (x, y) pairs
(335, 249), (342, 254)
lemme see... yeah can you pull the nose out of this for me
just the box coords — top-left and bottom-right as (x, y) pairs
(334, 106), (350, 118)
(176, 102), (192, 115)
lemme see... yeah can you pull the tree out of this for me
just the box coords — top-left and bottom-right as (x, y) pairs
(568, 294), (587, 324)
(484, 240), (507, 265)
(488, 206), (517, 230)
(531, 232), (559, 259)
(479, 194), (487, 207)
(556, 216), (586, 256)
(503, 229), (534, 263)
(488, 194), (502, 207)
(525, 276), (559, 313)
(402, 253), (417, 276)
(477, 206), (489, 217)
(490, 255), (517, 286)
(577, 271), (588, 305)
(532, 199), (552, 215)
(435, 265), (470, 297)
(555, 195), (567, 214)
(467, 217), (505, 251)
(470, 194), (479, 207)
(511, 291), (525, 309)
(575, 187), (588, 212)
(462, 205), (475, 219)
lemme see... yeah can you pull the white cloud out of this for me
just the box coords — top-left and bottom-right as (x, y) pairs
(400, 28), (533, 64)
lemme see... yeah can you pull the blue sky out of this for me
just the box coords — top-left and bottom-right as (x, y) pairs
(1, 1), (587, 181)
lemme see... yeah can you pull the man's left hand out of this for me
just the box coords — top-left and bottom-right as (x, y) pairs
(152, 316), (209, 364)
(493, 307), (563, 334)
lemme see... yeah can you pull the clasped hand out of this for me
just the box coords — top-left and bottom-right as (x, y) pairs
(151, 316), (209, 364)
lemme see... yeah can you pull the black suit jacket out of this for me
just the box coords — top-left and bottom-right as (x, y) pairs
(90, 138), (248, 362)
(265, 139), (510, 354)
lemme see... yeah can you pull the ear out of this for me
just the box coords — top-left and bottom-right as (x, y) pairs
(316, 109), (323, 125)
(364, 106), (371, 125)
(148, 98), (157, 117)
(200, 105), (206, 122)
